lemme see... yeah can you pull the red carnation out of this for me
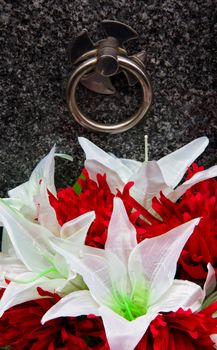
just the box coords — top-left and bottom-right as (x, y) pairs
(1, 287), (216, 350)
(0, 289), (108, 350)
(136, 303), (217, 350)
(138, 164), (217, 283)
(49, 169), (145, 248)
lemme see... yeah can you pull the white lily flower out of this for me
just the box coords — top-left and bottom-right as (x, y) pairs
(211, 335), (217, 349)
(0, 255), (27, 288)
(0, 199), (95, 315)
(7, 146), (73, 235)
(204, 267), (217, 350)
(167, 165), (217, 202)
(204, 263), (216, 297)
(201, 264), (217, 312)
(79, 137), (217, 209)
(43, 197), (204, 350)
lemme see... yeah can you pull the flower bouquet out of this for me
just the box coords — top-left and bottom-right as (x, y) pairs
(0, 136), (217, 350)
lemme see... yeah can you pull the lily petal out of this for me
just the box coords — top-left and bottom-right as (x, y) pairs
(78, 137), (111, 164)
(0, 255), (27, 288)
(8, 181), (32, 212)
(8, 146), (73, 234)
(150, 279), (204, 314)
(79, 137), (132, 190)
(105, 198), (137, 265)
(204, 263), (216, 296)
(85, 159), (125, 193)
(0, 254), (27, 276)
(0, 199), (53, 271)
(157, 136), (209, 188)
(60, 211), (95, 241)
(36, 180), (60, 235)
(49, 239), (128, 308)
(210, 334), (217, 347)
(128, 218), (200, 304)
(0, 273), (67, 316)
(129, 161), (169, 208)
(167, 165), (217, 202)
(41, 290), (99, 324)
(117, 157), (142, 173)
(8, 147), (57, 220)
(1, 227), (16, 256)
(1, 198), (24, 212)
(99, 305), (157, 350)
(35, 146), (60, 235)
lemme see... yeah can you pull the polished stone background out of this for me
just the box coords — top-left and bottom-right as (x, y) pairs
(0, 0), (216, 197)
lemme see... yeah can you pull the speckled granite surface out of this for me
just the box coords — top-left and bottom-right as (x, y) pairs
(0, 0), (216, 197)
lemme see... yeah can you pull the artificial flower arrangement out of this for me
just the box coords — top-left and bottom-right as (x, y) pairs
(0, 136), (217, 350)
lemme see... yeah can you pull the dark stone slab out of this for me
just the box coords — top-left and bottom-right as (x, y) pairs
(0, 0), (216, 197)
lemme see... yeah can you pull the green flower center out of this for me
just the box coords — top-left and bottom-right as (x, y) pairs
(111, 283), (150, 321)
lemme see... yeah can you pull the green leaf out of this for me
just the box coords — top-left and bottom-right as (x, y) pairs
(72, 172), (86, 195)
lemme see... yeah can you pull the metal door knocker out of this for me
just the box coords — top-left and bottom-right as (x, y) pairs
(67, 20), (152, 133)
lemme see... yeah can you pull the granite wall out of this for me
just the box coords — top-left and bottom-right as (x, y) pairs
(0, 0), (216, 196)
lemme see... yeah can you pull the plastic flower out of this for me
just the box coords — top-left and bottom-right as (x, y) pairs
(48, 170), (115, 248)
(5, 146), (73, 235)
(0, 144), (100, 316)
(135, 303), (217, 350)
(0, 288), (109, 350)
(43, 198), (204, 350)
(136, 166), (217, 283)
(1, 293), (216, 350)
(0, 136), (217, 350)
(0, 198), (95, 315)
(49, 170), (150, 249)
(78, 137), (217, 210)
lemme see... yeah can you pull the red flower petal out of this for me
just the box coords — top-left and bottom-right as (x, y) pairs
(0, 294), (108, 349)
(136, 303), (217, 350)
(49, 170), (147, 249)
(137, 164), (217, 283)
